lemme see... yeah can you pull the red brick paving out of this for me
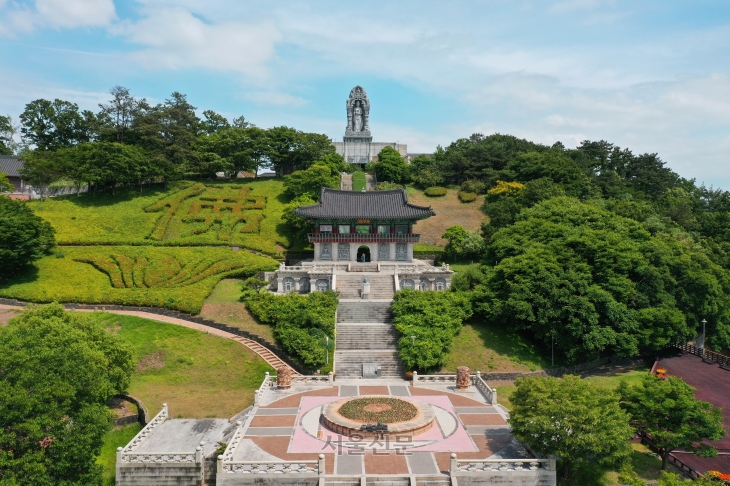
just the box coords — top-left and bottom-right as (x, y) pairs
(261, 387), (339, 408)
(458, 414), (507, 426)
(364, 451), (409, 474)
(659, 351), (730, 475)
(250, 415), (296, 427)
(408, 387), (485, 406)
(433, 434), (511, 472)
(359, 386), (390, 395)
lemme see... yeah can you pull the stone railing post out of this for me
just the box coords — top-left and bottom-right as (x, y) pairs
(548, 455), (556, 471)
(328, 371), (334, 383)
(412, 371), (418, 387)
(217, 455), (224, 474)
(449, 453), (457, 475)
(318, 454), (325, 476)
(116, 447), (123, 476)
(491, 388), (498, 406)
(254, 390), (259, 406)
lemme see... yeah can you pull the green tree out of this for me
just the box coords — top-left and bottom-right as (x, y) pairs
(509, 375), (633, 482)
(478, 196), (730, 362)
(199, 110), (231, 135)
(96, 86), (140, 144)
(282, 193), (318, 246)
(19, 99), (93, 150)
(267, 126), (334, 176)
(0, 115), (19, 155)
(0, 304), (135, 485)
(392, 289), (472, 371)
(441, 225), (484, 261)
(0, 196), (55, 279)
(372, 146), (408, 184)
(196, 126), (271, 177)
(18, 150), (64, 200)
(619, 375), (725, 470)
(0, 172), (12, 192)
(283, 163), (340, 199)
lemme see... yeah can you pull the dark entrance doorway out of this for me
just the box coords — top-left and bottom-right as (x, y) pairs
(357, 246), (371, 263)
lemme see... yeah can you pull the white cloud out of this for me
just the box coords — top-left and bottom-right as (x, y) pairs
(114, 8), (281, 79)
(35, 0), (116, 28)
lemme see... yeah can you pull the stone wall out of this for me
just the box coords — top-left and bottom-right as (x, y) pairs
(116, 463), (203, 486)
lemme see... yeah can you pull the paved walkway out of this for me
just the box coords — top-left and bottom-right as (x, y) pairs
(0, 304), (299, 374)
(341, 173), (353, 190)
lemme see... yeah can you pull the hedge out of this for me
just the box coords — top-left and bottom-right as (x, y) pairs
(458, 191), (478, 203)
(0, 246), (278, 314)
(242, 290), (338, 370)
(424, 187), (447, 197)
(391, 289), (472, 372)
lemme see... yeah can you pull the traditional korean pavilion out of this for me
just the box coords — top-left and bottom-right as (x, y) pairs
(295, 187), (435, 263)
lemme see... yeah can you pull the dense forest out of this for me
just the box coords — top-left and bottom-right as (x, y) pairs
(0, 87), (334, 197)
(400, 134), (730, 365)
(3, 87), (730, 365)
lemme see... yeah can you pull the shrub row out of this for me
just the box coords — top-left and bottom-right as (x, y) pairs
(458, 191), (478, 203)
(242, 288), (338, 369)
(0, 246), (278, 314)
(391, 289), (472, 372)
(424, 186), (447, 197)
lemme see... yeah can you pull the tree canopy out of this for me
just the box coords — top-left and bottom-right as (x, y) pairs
(0, 196), (55, 280)
(619, 375), (725, 470)
(509, 375), (633, 482)
(0, 304), (135, 485)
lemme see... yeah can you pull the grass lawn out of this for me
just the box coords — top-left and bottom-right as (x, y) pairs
(200, 279), (276, 342)
(89, 312), (274, 418)
(0, 247), (277, 314)
(352, 171), (366, 191)
(29, 179), (292, 254)
(406, 185), (486, 247)
(97, 423), (142, 485)
(442, 320), (550, 373)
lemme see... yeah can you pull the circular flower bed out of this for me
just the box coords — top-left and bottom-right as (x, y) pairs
(338, 397), (418, 424)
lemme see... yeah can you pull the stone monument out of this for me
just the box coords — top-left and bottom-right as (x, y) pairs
(277, 366), (292, 390)
(333, 85), (407, 165)
(456, 366), (471, 391)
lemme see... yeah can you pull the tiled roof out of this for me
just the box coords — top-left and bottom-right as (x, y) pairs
(0, 156), (24, 178)
(294, 187), (435, 220)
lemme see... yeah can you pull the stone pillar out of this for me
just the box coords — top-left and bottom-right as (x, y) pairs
(407, 243), (414, 262)
(313, 242), (320, 261)
(413, 277), (421, 290)
(276, 276), (283, 294)
(449, 453), (458, 475)
(318, 454), (326, 476)
(389, 242), (396, 263)
(412, 371), (418, 386)
(350, 243), (357, 261)
(456, 366), (471, 391)
(362, 277), (370, 299)
(277, 366), (292, 390)
(294, 279), (300, 292)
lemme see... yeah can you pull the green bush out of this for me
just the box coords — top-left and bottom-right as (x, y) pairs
(460, 180), (486, 194)
(458, 191), (477, 203)
(0, 246), (278, 314)
(392, 289), (472, 371)
(375, 181), (403, 191)
(424, 186), (447, 197)
(0, 196), (56, 280)
(242, 289), (338, 370)
(352, 171), (366, 191)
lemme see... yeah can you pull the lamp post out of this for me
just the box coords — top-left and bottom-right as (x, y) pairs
(701, 319), (707, 358)
(325, 336), (329, 365)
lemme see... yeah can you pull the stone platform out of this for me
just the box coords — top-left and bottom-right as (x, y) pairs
(117, 377), (556, 486)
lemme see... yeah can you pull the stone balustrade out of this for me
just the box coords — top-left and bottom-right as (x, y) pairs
(411, 372), (498, 405)
(120, 452), (198, 464)
(254, 373), (335, 405)
(221, 422), (244, 463)
(450, 453), (556, 485)
(219, 455), (325, 476)
(122, 403), (169, 452)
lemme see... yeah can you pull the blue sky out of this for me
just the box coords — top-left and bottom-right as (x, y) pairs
(1, 1), (730, 187)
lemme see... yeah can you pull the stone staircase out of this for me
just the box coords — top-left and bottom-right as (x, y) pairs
(335, 301), (404, 378)
(336, 273), (395, 300)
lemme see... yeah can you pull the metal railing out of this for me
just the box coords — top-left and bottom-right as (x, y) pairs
(673, 343), (730, 367)
(308, 233), (420, 243)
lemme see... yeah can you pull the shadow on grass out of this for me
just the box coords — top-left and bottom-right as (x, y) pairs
(39, 183), (173, 208)
(0, 264), (39, 290)
(466, 319), (551, 371)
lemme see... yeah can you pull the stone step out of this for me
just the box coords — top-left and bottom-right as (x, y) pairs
(336, 324), (399, 349)
(335, 350), (404, 377)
